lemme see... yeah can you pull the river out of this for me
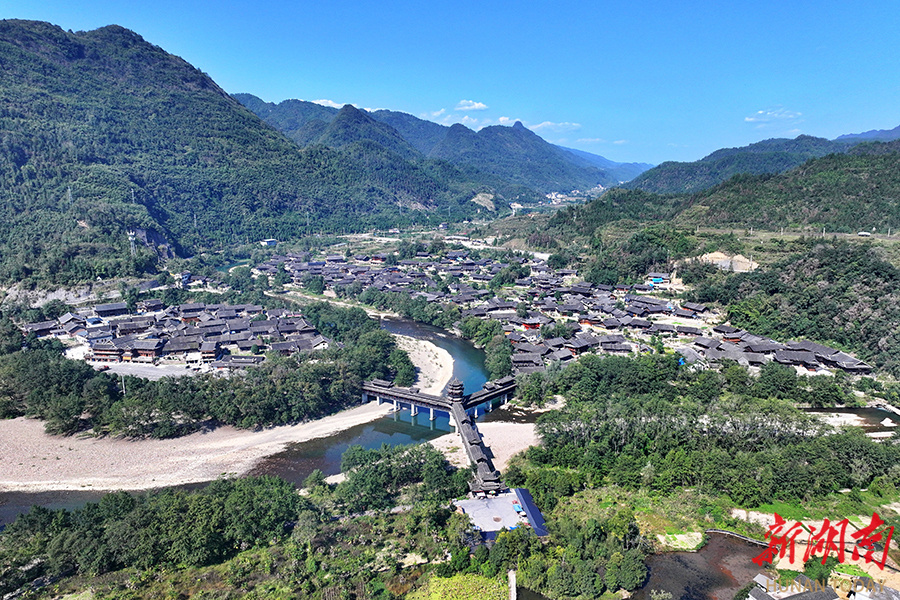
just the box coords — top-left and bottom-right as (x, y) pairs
(245, 317), (491, 485)
(631, 533), (767, 600)
(516, 533), (767, 600)
(0, 317), (491, 524)
(379, 317), (489, 395)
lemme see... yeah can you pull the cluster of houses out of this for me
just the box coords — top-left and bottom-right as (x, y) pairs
(254, 248), (872, 377)
(19, 245), (873, 379)
(688, 326), (872, 373)
(22, 300), (330, 370)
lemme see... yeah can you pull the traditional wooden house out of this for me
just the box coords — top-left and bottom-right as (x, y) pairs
(94, 302), (129, 319)
(91, 342), (124, 362)
(133, 338), (165, 358)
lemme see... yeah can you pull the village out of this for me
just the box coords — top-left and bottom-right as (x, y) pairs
(19, 241), (873, 381)
(250, 244), (873, 377)
(21, 300), (331, 372)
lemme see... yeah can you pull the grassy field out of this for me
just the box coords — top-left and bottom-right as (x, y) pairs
(407, 574), (508, 600)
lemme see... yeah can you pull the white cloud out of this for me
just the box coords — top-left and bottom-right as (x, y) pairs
(530, 121), (581, 133)
(439, 114), (495, 128)
(744, 107), (802, 123)
(455, 99), (489, 111)
(613, 139), (628, 145)
(577, 138), (606, 144)
(312, 99), (344, 109)
(431, 109), (446, 118)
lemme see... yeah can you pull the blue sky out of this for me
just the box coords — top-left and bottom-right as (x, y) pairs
(4, 0), (899, 164)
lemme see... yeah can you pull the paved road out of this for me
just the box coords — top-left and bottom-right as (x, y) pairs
(96, 362), (200, 381)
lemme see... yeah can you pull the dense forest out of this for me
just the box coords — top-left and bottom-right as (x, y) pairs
(0, 20), (498, 286)
(624, 135), (854, 195)
(539, 140), (900, 246)
(0, 302), (413, 437)
(235, 93), (649, 193)
(690, 240), (900, 376)
(675, 140), (900, 231)
(512, 353), (900, 508)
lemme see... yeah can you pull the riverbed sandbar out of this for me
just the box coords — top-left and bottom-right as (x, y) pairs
(0, 401), (394, 493)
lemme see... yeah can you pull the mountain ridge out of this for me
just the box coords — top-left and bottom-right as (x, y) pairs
(0, 20), (494, 284)
(623, 135), (855, 195)
(234, 93), (650, 193)
(836, 124), (900, 143)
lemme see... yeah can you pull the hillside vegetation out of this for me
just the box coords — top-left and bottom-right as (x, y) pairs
(624, 135), (854, 195)
(0, 20), (489, 285)
(539, 140), (900, 244)
(692, 240), (900, 376)
(235, 93), (650, 193)
(677, 140), (900, 231)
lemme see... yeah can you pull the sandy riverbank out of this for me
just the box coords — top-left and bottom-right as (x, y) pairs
(429, 421), (539, 472)
(0, 402), (395, 493)
(393, 334), (454, 395)
(280, 289), (401, 319)
(0, 326), (456, 493)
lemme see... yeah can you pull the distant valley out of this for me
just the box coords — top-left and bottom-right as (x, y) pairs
(234, 93), (652, 192)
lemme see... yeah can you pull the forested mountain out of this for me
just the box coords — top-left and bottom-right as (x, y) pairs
(314, 105), (420, 160)
(0, 20), (496, 285)
(427, 121), (619, 192)
(542, 140), (900, 244)
(624, 135), (854, 195)
(235, 93), (646, 193)
(674, 140), (900, 231)
(837, 123), (900, 143)
(369, 109), (449, 154)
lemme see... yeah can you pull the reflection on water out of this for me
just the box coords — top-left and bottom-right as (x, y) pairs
(517, 588), (551, 600)
(633, 533), (767, 600)
(482, 403), (546, 425)
(513, 534), (766, 600)
(248, 407), (455, 485)
(379, 318), (489, 395)
(0, 481), (211, 528)
(0, 489), (109, 527)
(805, 407), (898, 434)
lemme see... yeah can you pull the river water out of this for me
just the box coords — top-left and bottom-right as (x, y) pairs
(0, 318), (491, 524)
(631, 533), (767, 600)
(379, 317), (489, 395)
(245, 317), (491, 486)
(515, 533), (766, 600)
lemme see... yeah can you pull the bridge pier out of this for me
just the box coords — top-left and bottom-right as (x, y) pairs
(429, 407), (435, 421)
(411, 404), (418, 417)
